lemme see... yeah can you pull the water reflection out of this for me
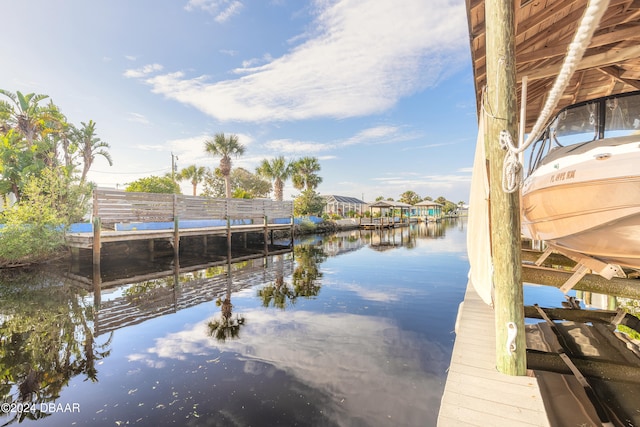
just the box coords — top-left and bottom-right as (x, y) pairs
(319, 220), (450, 256)
(207, 263), (246, 341)
(0, 270), (112, 424)
(258, 245), (326, 309)
(1, 219), (471, 426)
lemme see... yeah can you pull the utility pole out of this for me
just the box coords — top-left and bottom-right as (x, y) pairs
(171, 152), (179, 184)
(485, 0), (526, 375)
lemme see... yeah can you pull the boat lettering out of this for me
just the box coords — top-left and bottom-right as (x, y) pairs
(550, 170), (575, 182)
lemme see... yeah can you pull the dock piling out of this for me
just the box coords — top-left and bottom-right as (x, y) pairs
(485, 0), (526, 375)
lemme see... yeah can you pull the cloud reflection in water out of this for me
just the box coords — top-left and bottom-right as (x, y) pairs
(129, 309), (448, 426)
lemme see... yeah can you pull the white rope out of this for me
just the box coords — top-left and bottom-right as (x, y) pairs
(501, 0), (610, 193)
(500, 131), (521, 192)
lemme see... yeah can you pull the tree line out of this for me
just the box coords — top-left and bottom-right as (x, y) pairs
(0, 88), (465, 264)
(0, 89), (113, 265)
(0, 89), (328, 265)
(126, 132), (325, 216)
(0, 90), (111, 207)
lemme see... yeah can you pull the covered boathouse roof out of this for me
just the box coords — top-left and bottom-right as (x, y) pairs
(415, 200), (443, 207)
(366, 200), (413, 209)
(467, 0), (640, 133)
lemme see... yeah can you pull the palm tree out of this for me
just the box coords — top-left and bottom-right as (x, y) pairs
(73, 120), (112, 183)
(179, 164), (206, 196)
(256, 156), (292, 201)
(292, 157), (322, 191)
(204, 133), (245, 198)
(0, 90), (58, 147)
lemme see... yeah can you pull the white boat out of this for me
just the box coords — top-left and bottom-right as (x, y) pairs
(521, 90), (640, 272)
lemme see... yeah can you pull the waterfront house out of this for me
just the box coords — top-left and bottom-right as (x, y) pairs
(322, 195), (367, 218)
(414, 200), (443, 222)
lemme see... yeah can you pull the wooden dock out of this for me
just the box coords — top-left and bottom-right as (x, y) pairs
(65, 189), (294, 263)
(438, 282), (550, 427)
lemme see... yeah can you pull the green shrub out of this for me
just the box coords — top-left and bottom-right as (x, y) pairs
(0, 170), (72, 266)
(0, 223), (64, 264)
(298, 220), (317, 234)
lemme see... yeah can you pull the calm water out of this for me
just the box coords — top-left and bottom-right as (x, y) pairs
(2, 219), (472, 426)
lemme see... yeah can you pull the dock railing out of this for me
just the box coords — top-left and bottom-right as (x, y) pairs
(78, 188), (294, 265)
(92, 188), (293, 227)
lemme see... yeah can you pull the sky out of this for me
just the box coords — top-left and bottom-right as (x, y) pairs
(0, 0), (479, 204)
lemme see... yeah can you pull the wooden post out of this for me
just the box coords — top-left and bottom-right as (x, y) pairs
(70, 247), (80, 272)
(485, 0), (526, 375)
(92, 262), (102, 308)
(226, 216), (232, 252)
(173, 216), (180, 259)
(290, 216), (295, 248)
(92, 216), (101, 266)
(173, 253), (180, 312)
(522, 265), (640, 300)
(263, 215), (269, 255)
(92, 189), (101, 266)
(173, 194), (179, 259)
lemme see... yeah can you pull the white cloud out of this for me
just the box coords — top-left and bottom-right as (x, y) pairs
(342, 125), (412, 146)
(238, 54), (275, 72)
(373, 173), (471, 187)
(264, 138), (330, 154)
(184, 0), (244, 22)
(139, 0), (468, 122)
(123, 63), (164, 78)
(260, 125), (419, 156)
(127, 112), (150, 124)
(135, 144), (166, 151)
(214, 0), (243, 23)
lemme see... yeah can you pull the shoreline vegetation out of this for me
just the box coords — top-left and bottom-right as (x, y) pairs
(0, 218), (350, 269)
(1, 88), (465, 269)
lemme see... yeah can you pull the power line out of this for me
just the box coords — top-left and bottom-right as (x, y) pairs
(90, 167), (170, 175)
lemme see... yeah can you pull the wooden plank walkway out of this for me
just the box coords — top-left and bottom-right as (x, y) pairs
(64, 188), (294, 250)
(65, 223), (293, 249)
(438, 282), (550, 427)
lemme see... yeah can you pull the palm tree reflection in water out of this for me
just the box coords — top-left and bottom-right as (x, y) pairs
(207, 264), (245, 342)
(258, 245), (326, 310)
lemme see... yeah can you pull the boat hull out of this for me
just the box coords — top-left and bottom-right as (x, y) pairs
(521, 141), (640, 269)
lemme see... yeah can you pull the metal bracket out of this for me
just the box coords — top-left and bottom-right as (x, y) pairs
(506, 322), (517, 355)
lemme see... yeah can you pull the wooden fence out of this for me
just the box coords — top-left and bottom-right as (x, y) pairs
(92, 188), (293, 225)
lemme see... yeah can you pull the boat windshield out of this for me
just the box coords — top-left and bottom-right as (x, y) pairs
(527, 90), (640, 174)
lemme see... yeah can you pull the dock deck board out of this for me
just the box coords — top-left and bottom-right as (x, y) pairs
(65, 223), (293, 249)
(438, 282), (550, 427)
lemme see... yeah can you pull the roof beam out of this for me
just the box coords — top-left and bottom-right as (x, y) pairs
(517, 24), (640, 66)
(520, 44), (640, 81)
(516, 0), (586, 35)
(598, 66), (640, 88)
